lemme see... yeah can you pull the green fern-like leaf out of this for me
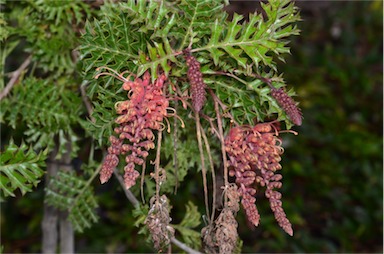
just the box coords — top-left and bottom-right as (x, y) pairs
(177, 0), (228, 50)
(202, 70), (293, 125)
(0, 141), (46, 197)
(173, 201), (202, 250)
(45, 170), (99, 233)
(136, 0), (228, 80)
(10, 1), (84, 76)
(200, 0), (300, 70)
(79, 3), (145, 88)
(4, 77), (80, 131)
(124, 0), (179, 80)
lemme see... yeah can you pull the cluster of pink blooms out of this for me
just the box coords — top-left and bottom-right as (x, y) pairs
(225, 122), (293, 236)
(100, 71), (169, 189)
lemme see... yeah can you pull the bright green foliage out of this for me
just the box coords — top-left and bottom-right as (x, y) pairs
(45, 170), (99, 233)
(177, 0), (228, 50)
(4, 78), (79, 131)
(205, 1), (300, 70)
(0, 141), (46, 197)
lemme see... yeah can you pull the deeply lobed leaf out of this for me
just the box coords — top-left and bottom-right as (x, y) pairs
(0, 141), (46, 197)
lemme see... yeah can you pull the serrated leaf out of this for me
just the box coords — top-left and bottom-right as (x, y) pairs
(0, 141), (46, 198)
(173, 201), (202, 250)
(179, 201), (201, 228)
(199, 1), (300, 71)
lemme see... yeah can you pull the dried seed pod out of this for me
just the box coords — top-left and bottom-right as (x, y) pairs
(183, 49), (206, 112)
(270, 87), (303, 126)
(145, 195), (174, 251)
(215, 208), (239, 254)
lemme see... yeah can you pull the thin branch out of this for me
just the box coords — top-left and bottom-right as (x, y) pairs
(0, 55), (32, 101)
(154, 130), (163, 209)
(113, 169), (140, 208)
(173, 105), (179, 194)
(170, 237), (202, 254)
(207, 87), (238, 127)
(195, 111), (210, 222)
(211, 89), (230, 207)
(140, 162), (146, 204)
(199, 124), (216, 223)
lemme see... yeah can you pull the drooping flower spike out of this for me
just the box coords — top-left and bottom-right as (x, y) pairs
(98, 70), (170, 189)
(225, 122), (293, 236)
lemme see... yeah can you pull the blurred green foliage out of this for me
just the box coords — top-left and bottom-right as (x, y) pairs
(1, 1), (382, 253)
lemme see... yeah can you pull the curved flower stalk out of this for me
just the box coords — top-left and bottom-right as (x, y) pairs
(225, 122), (293, 236)
(97, 69), (170, 189)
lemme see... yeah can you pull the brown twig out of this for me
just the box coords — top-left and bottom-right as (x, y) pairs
(154, 130), (163, 209)
(170, 237), (202, 254)
(199, 124), (216, 223)
(0, 55), (32, 101)
(195, 111), (211, 222)
(207, 88), (238, 127)
(113, 169), (140, 208)
(212, 90), (230, 208)
(140, 162), (146, 204)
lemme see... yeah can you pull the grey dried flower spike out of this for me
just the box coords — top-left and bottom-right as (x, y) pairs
(145, 195), (175, 251)
(270, 86), (303, 126)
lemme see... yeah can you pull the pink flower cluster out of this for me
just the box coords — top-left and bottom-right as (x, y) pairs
(100, 72), (169, 189)
(225, 123), (293, 236)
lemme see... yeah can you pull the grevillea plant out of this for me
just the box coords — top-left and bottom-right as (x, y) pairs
(78, 0), (302, 252)
(1, 0), (302, 253)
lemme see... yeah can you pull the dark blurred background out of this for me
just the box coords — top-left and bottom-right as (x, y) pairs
(2, 1), (383, 253)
